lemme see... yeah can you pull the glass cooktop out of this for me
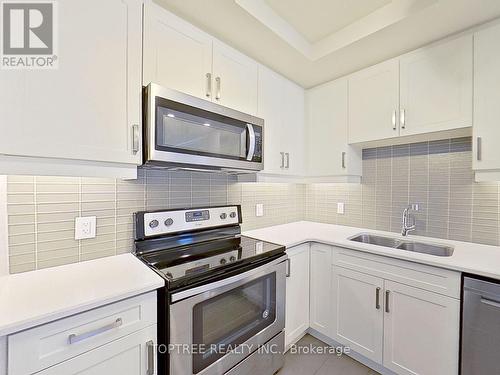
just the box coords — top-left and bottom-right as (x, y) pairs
(141, 235), (285, 288)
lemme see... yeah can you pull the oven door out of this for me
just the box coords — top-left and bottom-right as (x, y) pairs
(169, 255), (286, 375)
(145, 84), (263, 171)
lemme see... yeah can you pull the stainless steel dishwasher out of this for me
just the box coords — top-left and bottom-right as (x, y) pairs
(461, 276), (500, 374)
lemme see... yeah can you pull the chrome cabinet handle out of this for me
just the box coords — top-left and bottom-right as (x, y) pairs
(280, 152), (285, 169)
(385, 290), (390, 313)
(400, 109), (406, 129)
(285, 153), (290, 169)
(285, 258), (291, 277)
(215, 77), (221, 100)
(146, 340), (155, 375)
(392, 110), (397, 130)
(205, 73), (212, 98)
(68, 318), (123, 344)
(132, 125), (140, 154)
(376, 287), (381, 310)
(477, 137), (482, 161)
(341, 152), (346, 169)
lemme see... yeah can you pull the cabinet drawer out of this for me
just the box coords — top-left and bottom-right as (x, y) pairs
(332, 247), (460, 298)
(8, 292), (156, 375)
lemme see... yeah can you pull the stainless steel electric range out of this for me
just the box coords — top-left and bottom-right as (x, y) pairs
(134, 205), (287, 375)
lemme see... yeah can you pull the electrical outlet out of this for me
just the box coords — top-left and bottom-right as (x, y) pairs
(256, 204), (264, 217)
(337, 202), (345, 215)
(75, 216), (96, 240)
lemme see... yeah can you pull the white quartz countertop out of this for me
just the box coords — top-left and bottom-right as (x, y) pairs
(243, 221), (500, 281)
(0, 254), (164, 336)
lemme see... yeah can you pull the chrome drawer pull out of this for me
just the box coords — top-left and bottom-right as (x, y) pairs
(146, 340), (155, 375)
(68, 318), (123, 344)
(385, 290), (390, 313)
(375, 287), (381, 310)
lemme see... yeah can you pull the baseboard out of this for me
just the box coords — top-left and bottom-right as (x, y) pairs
(306, 328), (398, 375)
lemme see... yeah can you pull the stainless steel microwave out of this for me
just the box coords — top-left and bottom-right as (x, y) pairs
(143, 84), (264, 172)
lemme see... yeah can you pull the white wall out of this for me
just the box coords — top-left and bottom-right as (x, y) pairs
(0, 176), (8, 276)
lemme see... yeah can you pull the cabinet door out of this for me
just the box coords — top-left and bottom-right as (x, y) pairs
(281, 79), (305, 176)
(37, 326), (157, 375)
(473, 23), (500, 171)
(212, 41), (258, 115)
(309, 244), (332, 336)
(258, 66), (285, 174)
(285, 244), (310, 348)
(0, 0), (142, 165)
(399, 35), (472, 136)
(348, 59), (400, 144)
(307, 78), (361, 177)
(143, 2), (212, 100)
(383, 281), (460, 375)
(331, 266), (384, 363)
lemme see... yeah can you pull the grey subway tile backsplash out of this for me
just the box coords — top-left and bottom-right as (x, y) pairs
(6, 137), (500, 274)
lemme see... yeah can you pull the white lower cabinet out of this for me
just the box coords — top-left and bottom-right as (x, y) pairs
(8, 292), (157, 375)
(309, 243), (333, 336)
(285, 244), (310, 348)
(307, 245), (460, 375)
(331, 266), (384, 363)
(37, 325), (157, 375)
(383, 281), (460, 375)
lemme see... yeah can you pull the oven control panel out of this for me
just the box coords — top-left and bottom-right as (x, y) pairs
(143, 206), (240, 237)
(185, 210), (210, 222)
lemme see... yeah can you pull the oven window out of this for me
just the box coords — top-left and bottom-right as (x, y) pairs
(192, 273), (276, 373)
(156, 106), (247, 159)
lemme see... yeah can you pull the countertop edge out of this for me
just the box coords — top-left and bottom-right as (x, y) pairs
(243, 221), (500, 281)
(0, 283), (162, 337)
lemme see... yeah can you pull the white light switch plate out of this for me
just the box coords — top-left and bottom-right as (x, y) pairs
(256, 204), (264, 217)
(337, 202), (345, 215)
(75, 216), (96, 240)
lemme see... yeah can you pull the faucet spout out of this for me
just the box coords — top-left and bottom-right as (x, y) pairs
(401, 204), (418, 236)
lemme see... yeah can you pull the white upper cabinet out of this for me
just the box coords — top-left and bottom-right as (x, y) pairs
(281, 79), (305, 176)
(307, 78), (361, 181)
(258, 67), (284, 175)
(212, 41), (258, 115)
(348, 59), (400, 144)
(143, 2), (212, 100)
(143, 3), (258, 115)
(257, 66), (305, 177)
(0, 0), (142, 170)
(473, 22), (500, 179)
(399, 34), (473, 137)
(383, 281), (460, 375)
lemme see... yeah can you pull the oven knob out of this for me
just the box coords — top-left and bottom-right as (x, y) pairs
(164, 218), (174, 226)
(149, 219), (159, 229)
(229, 256), (236, 262)
(220, 258), (227, 265)
(220, 213), (227, 220)
(230, 212), (237, 218)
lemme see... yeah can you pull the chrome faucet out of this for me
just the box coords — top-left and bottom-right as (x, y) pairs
(402, 204), (419, 236)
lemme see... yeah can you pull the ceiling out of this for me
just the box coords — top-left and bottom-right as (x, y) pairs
(154, 0), (500, 88)
(265, 0), (392, 43)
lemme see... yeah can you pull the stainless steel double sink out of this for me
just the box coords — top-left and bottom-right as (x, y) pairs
(349, 233), (454, 257)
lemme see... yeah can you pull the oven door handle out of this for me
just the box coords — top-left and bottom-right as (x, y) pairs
(246, 124), (256, 161)
(171, 254), (288, 303)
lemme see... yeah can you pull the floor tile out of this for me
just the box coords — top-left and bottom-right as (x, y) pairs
(277, 335), (379, 375)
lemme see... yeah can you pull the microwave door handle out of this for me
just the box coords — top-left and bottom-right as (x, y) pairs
(246, 124), (256, 161)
